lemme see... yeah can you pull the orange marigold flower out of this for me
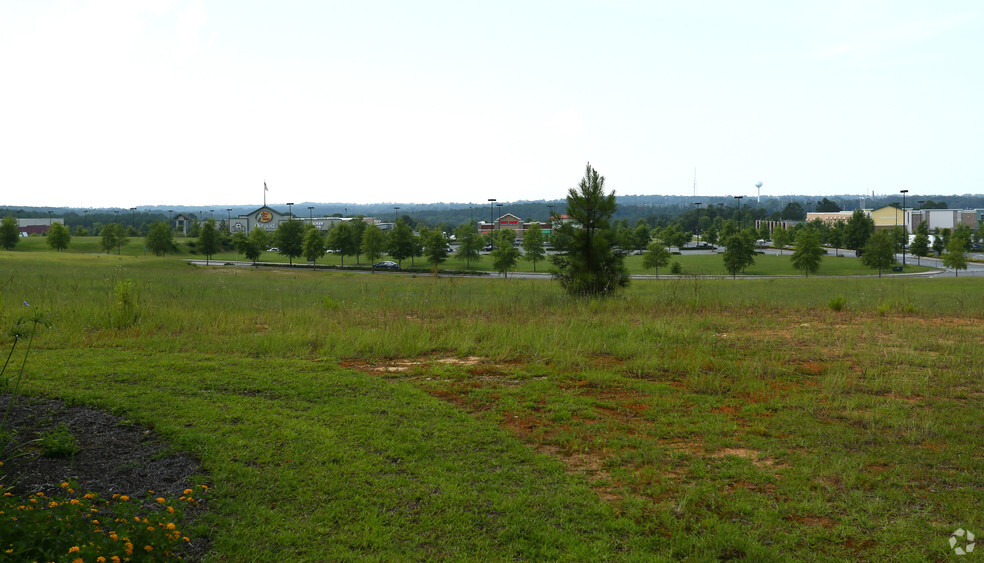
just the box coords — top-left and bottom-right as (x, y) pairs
(69, 546), (80, 553)
(119, 495), (129, 502)
(84, 493), (96, 499)
(97, 557), (107, 563)
(167, 506), (175, 514)
(112, 557), (121, 563)
(110, 533), (118, 541)
(73, 558), (83, 563)
(49, 501), (59, 508)
(156, 497), (166, 504)
(166, 523), (176, 530)
(184, 488), (193, 495)
(144, 545), (153, 552)
(125, 542), (134, 555)
(61, 482), (69, 488)
(67, 488), (75, 494)
(70, 499), (80, 505)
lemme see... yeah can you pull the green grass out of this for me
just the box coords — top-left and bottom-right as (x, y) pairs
(1, 252), (981, 560)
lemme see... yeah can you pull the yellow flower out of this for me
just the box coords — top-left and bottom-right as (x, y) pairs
(144, 545), (153, 552)
(61, 482), (70, 488)
(84, 493), (96, 499)
(184, 489), (193, 495)
(69, 546), (80, 553)
(166, 523), (176, 530)
(112, 557), (121, 563)
(156, 497), (166, 504)
(125, 542), (134, 555)
(73, 558), (83, 563)
(97, 557), (107, 563)
(167, 506), (175, 514)
(67, 488), (75, 494)
(119, 495), (129, 502)
(110, 533), (118, 541)
(49, 501), (59, 508)
(70, 499), (80, 505)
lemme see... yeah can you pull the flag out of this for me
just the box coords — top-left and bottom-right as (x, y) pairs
(264, 181), (268, 191)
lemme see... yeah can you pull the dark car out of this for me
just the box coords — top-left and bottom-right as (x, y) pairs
(373, 261), (399, 270)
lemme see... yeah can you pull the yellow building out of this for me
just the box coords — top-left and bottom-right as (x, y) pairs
(869, 206), (905, 230)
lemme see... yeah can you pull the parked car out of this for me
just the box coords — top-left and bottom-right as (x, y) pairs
(373, 260), (399, 270)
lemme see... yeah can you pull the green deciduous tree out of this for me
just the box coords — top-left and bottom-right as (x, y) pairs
(909, 222), (930, 266)
(861, 230), (896, 277)
(1, 216), (20, 250)
(491, 231), (521, 278)
(361, 224), (387, 270)
(422, 228), (448, 273)
(454, 222), (483, 269)
(791, 228), (823, 277)
(145, 222), (175, 256)
(844, 209), (875, 251)
(46, 222), (71, 251)
(722, 231), (756, 278)
(771, 225), (791, 255)
(388, 219), (417, 268)
(100, 223), (129, 255)
(550, 163), (629, 296)
(642, 242), (671, 277)
(198, 219), (220, 264)
(303, 226), (326, 268)
(521, 222), (546, 271)
(326, 222), (357, 266)
(942, 230), (970, 276)
(274, 219), (305, 265)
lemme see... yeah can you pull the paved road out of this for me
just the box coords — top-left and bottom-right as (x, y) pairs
(188, 248), (984, 279)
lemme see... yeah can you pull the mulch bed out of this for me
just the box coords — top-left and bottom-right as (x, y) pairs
(0, 393), (210, 559)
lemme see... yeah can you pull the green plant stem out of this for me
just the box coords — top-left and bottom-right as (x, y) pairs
(0, 320), (38, 430)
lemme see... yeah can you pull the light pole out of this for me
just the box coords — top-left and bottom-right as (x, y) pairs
(496, 203), (503, 234)
(48, 210), (52, 227)
(900, 189), (908, 265)
(547, 204), (554, 222)
(286, 203), (294, 220)
(694, 202), (702, 246)
(130, 207), (136, 229)
(167, 210), (173, 224)
(488, 198), (496, 248)
(227, 208), (232, 225)
(734, 196), (744, 229)
(394, 206), (400, 223)
(308, 206), (314, 224)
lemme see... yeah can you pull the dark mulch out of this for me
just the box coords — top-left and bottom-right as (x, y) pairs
(0, 393), (210, 560)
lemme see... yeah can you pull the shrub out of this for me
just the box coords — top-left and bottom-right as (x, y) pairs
(670, 262), (683, 275)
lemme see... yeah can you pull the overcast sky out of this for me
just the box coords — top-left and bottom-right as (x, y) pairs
(2, 1), (981, 209)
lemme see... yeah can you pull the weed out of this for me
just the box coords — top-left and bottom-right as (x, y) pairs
(670, 261), (683, 275)
(38, 423), (80, 458)
(828, 295), (846, 311)
(111, 278), (138, 329)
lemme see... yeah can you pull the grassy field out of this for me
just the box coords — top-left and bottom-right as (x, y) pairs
(10, 235), (932, 276)
(1, 252), (981, 560)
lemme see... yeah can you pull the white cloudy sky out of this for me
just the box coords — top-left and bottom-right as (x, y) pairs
(2, 1), (981, 208)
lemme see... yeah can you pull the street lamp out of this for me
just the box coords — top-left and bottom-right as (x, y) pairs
(496, 203), (503, 232)
(488, 198), (496, 248)
(48, 210), (53, 227)
(167, 210), (173, 224)
(308, 206), (314, 223)
(394, 206), (400, 223)
(733, 196), (744, 228)
(900, 189), (908, 265)
(694, 202), (702, 246)
(130, 207), (136, 228)
(227, 208), (232, 224)
(286, 203), (294, 220)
